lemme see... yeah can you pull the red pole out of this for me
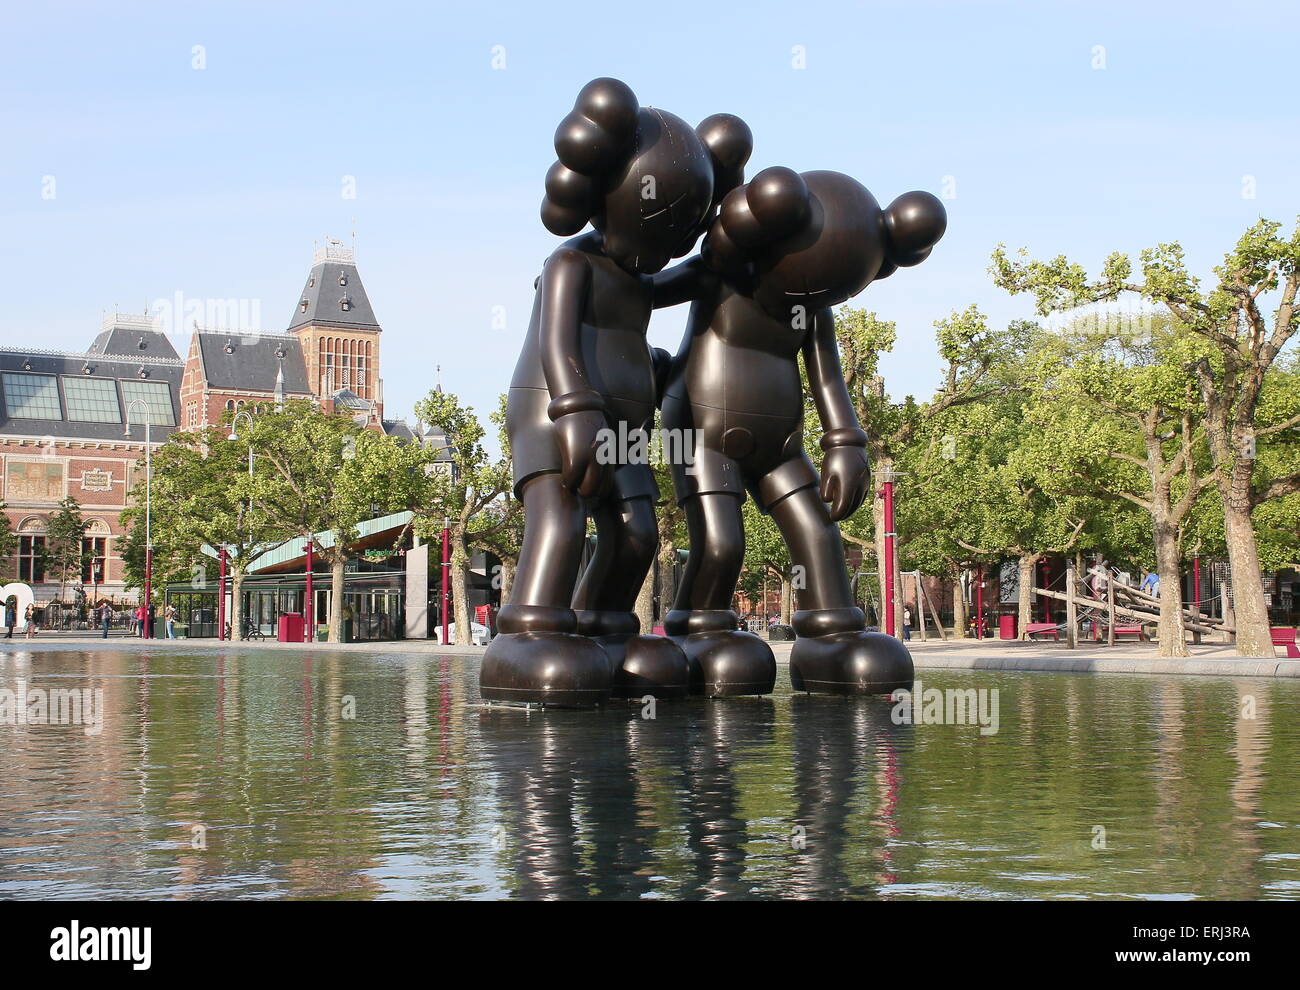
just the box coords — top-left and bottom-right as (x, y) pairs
(441, 518), (450, 645)
(976, 565), (984, 639)
(144, 548), (153, 639)
(303, 541), (314, 642)
(882, 481), (896, 638)
(218, 547), (227, 641)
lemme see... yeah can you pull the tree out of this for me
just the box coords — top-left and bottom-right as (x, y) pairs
(127, 420), (295, 639)
(412, 389), (513, 645)
(993, 218), (1300, 656)
(44, 497), (88, 601)
(0, 504), (15, 579)
(1020, 312), (1218, 655)
(244, 400), (429, 643)
(833, 305), (1032, 636)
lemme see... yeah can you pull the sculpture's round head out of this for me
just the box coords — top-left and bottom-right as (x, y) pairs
(541, 78), (753, 275)
(703, 167), (947, 319)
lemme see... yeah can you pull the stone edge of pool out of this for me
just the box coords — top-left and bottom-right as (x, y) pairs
(4, 637), (1300, 678)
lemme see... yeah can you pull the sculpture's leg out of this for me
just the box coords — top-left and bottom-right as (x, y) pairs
(573, 494), (689, 699)
(479, 472), (611, 707)
(768, 484), (913, 695)
(664, 492), (775, 697)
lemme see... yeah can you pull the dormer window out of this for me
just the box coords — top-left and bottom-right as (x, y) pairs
(224, 339), (235, 354)
(300, 299), (309, 313)
(340, 294), (351, 312)
(137, 335), (147, 349)
(138, 367), (149, 379)
(308, 277), (315, 288)
(338, 273), (348, 286)
(82, 363), (93, 375)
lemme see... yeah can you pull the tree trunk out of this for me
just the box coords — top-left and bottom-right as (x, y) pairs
(780, 574), (792, 625)
(1151, 515), (1188, 658)
(329, 555), (345, 643)
(230, 570), (244, 640)
(951, 570), (968, 639)
(657, 543), (677, 622)
(451, 536), (470, 645)
(1222, 500), (1273, 657)
(497, 555), (515, 606)
(1017, 553), (1040, 640)
(635, 559), (655, 633)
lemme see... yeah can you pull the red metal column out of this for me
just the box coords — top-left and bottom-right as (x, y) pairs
(882, 481), (896, 638)
(303, 541), (314, 642)
(441, 519), (450, 645)
(218, 547), (227, 641)
(144, 548), (153, 639)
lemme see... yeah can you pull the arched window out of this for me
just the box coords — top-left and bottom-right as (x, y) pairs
(17, 517), (47, 583)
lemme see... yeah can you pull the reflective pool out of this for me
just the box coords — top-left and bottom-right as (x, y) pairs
(0, 647), (1297, 899)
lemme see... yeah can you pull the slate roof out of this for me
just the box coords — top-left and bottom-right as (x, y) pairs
(382, 418), (453, 461)
(88, 326), (180, 361)
(0, 346), (183, 441)
(196, 333), (311, 393)
(287, 260), (381, 332)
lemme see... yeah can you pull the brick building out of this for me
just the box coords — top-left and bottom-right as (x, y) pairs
(2, 241), (438, 610)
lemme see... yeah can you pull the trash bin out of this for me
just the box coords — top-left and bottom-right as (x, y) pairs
(999, 614), (1017, 639)
(174, 623), (188, 639)
(278, 613), (304, 642)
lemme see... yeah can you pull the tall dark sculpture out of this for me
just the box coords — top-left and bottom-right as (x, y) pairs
(653, 167), (946, 695)
(481, 78), (753, 706)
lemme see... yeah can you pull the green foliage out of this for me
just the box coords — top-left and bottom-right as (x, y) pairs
(44, 497), (88, 597)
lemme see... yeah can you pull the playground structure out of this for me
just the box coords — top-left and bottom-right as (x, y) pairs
(879, 564), (1242, 649)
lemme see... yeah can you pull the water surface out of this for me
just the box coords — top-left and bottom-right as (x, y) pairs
(0, 646), (1296, 899)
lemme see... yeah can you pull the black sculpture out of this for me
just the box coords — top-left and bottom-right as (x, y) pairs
(480, 78), (753, 706)
(653, 167), (946, 694)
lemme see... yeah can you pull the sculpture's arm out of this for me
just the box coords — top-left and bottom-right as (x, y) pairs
(803, 307), (870, 521)
(650, 257), (710, 309)
(538, 247), (609, 497)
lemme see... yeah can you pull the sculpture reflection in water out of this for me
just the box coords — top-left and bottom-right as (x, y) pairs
(477, 698), (910, 898)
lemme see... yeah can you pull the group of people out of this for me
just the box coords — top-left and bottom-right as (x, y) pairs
(3, 601), (40, 639)
(2, 600), (179, 639)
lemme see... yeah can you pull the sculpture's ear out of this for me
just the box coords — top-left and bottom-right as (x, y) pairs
(703, 167), (812, 277)
(696, 113), (753, 208)
(880, 190), (946, 273)
(541, 77), (640, 236)
(720, 167), (811, 250)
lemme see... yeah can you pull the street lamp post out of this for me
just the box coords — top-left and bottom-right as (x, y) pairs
(124, 399), (153, 637)
(227, 410), (256, 639)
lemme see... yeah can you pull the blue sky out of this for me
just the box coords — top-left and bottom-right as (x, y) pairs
(3, 0), (1297, 444)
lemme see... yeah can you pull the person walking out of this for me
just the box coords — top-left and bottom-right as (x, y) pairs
(4, 599), (15, 639)
(136, 603), (147, 638)
(24, 603), (38, 638)
(100, 602), (112, 638)
(165, 603), (177, 639)
(903, 605), (913, 641)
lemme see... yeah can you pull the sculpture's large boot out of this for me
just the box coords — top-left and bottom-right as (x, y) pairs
(576, 610), (689, 700)
(788, 607), (913, 695)
(665, 609), (775, 697)
(480, 604), (611, 707)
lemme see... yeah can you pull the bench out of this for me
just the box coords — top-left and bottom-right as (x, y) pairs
(1273, 627), (1300, 658)
(1024, 622), (1059, 641)
(1113, 624), (1146, 641)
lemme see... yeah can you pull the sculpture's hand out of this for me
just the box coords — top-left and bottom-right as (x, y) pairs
(819, 443), (871, 522)
(553, 408), (612, 498)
